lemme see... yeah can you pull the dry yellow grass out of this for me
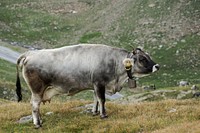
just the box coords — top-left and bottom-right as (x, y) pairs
(1, 99), (200, 132)
(152, 121), (200, 133)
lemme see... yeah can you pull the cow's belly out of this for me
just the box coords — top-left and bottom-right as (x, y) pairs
(57, 82), (93, 95)
(42, 80), (93, 102)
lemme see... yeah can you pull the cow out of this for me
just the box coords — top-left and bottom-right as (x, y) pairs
(16, 44), (159, 128)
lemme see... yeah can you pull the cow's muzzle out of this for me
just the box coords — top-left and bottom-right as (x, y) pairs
(152, 64), (160, 72)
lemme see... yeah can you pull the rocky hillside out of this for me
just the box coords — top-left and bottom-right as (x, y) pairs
(0, 0), (199, 47)
(0, 0), (199, 87)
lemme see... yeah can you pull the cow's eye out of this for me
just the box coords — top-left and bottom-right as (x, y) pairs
(139, 56), (148, 66)
(139, 56), (146, 61)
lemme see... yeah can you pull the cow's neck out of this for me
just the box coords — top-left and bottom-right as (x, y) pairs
(114, 51), (131, 91)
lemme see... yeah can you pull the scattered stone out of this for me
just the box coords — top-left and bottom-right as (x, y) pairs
(193, 92), (200, 97)
(54, 26), (58, 30)
(143, 85), (156, 90)
(17, 115), (32, 124)
(180, 39), (186, 43)
(84, 103), (93, 109)
(177, 90), (192, 99)
(179, 81), (189, 86)
(169, 108), (177, 113)
(69, 10), (77, 14)
(105, 92), (124, 100)
(151, 38), (157, 43)
(162, 73), (168, 76)
(148, 3), (155, 8)
(191, 85), (199, 90)
(3, 91), (7, 95)
(45, 112), (54, 116)
(176, 50), (179, 55)
(159, 45), (163, 49)
(79, 104), (94, 114)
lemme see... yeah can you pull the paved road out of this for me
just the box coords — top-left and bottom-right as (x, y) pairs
(0, 46), (21, 64)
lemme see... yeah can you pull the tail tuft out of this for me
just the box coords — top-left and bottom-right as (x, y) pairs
(16, 75), (22, 102)
(15, 54), (26, 102)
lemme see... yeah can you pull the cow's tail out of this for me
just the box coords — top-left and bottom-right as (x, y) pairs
(16, 54), (26, 102)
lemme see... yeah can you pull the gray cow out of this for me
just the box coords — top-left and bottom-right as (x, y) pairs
(16, 44), (159, 128)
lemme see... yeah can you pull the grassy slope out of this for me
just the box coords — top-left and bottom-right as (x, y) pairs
(0, 0), (199, 88)
(1, 99), (200, 132)
(0, 1), (200, 131)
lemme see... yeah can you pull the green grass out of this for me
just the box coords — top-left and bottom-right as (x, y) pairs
(0, 0), (82, 47)
(79, 32), (102, 43)
(0, 59), (30, 101)
(0, 59), (16, 83)
(139, 34), (200, 88)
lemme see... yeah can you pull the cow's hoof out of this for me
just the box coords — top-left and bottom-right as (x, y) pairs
(92, 111), (100, 116)
(34, 124), (42, 129)
(100, 114), (108, 119)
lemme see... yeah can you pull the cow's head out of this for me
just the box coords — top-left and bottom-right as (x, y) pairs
(123, 48), (159, 78)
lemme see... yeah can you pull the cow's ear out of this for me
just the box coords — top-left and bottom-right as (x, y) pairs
(123, 58), (133, 70)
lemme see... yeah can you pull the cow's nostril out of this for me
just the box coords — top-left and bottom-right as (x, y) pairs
(152, 64), (159, 72)
(155, 64), (160, 70)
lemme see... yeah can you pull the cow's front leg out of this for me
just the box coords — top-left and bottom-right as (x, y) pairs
(92, 91), (99, 116)
(31, 95), (42, 128)
(94, 84), (108, 119)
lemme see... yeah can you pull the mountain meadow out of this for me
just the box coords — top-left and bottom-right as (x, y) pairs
(0, 0), (200, 132)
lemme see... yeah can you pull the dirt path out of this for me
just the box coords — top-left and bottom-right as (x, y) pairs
(0, 43), (21, 64)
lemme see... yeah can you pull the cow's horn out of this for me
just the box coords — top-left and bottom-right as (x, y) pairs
(132, 48), (141, 55)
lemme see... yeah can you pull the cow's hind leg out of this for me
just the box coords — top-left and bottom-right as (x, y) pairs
(94, 84), (108, 119)
(92, 92), (99, 116)
(31, 94), (42, 128)
(23, 69), (44, 128)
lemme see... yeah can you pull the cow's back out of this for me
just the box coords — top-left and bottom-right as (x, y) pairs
(23, 44), (128, 90)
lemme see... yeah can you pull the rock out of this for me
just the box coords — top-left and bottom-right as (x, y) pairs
(159, 45), (163, 49)
(143, 85), (156, 90)
(3, 91), (7, 95)
(151, 38), (157, 43)
(84, 103), (94, 109)
(162, 73), (168, 76)
(179, 81), (189, 86)
(79, 104), (94, 114)
(169, 108), (177, 113)
(191, 85), (199, 90)
(176, 50), (179, 55)
(54, 26), (58, 30)
(181, 39), (186, 43)
(193, 92), (200, 97)
(105, 92), (124, 100)
(177, 90), (192, 99)
(148, 3), (155, 8)
(17, 115), (32, 124)
(69, 10), (77, 14)
(45, 112), (54, 116)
